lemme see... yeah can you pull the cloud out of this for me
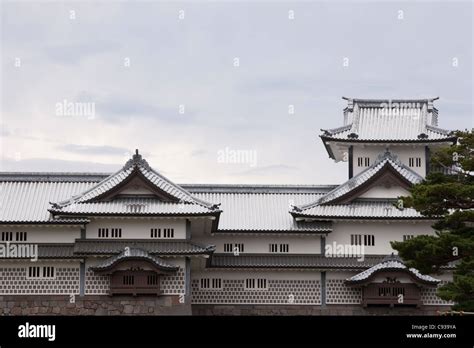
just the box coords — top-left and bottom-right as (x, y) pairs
(232, 164), (299, 176)
(1, 1), (472, 186)
(57, 144), (130, 156)
(0, 157), (120, 173)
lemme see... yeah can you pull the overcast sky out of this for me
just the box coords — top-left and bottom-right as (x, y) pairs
(1, 1), (472, 185)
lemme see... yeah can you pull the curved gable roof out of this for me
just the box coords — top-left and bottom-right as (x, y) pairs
(345, 254), (440, 285)
(49, 150), (221, 216)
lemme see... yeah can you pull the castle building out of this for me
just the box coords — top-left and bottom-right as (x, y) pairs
(0, 98), (458, 315)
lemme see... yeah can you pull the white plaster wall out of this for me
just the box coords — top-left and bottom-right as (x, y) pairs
(358, 185), (409, 199)
(86, 218), (186, 239)
(352, 145), (426, 177)
(192, 269), (321, 281)
(326, 221), (436, 255)
(194, 235), (321, 254)
(0, 226), (80, 243)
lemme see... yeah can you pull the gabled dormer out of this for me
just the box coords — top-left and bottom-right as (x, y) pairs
(49, 150), (221, 218)
(291, 151), (424, 220)
(320, 98), (456, 179)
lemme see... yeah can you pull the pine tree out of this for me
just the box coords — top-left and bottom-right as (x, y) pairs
(391, 130), (474, 311)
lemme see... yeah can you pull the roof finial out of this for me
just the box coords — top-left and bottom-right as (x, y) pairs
(123, 148), (149, 170)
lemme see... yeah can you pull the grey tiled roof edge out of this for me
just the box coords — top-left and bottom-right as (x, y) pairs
(73, 239), (216, 255)
(208, 254), (386, 269)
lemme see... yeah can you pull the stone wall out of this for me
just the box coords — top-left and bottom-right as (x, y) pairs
(0, 295), (191, 315)
(0, 296), (451, 316)
(192, 304), (451, 316)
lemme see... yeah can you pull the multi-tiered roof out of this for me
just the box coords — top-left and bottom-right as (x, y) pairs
(321, 97), (456, 160)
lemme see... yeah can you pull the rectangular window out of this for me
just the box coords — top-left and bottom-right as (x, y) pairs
(350, 234), (362, 245)
(98, 228), (122, 238)
(199, 278), (222, 290)
(245, 278), (255, 289)
(163, 228), (174, 238)
(245, 278), (267, 290)
(351, 234), (374, 246)
(1, 231), (13, 241)
(270, 243), (289, 253)
(123, 275), (134, 285)
(27, 266), (55, 279)
(409, 157), (422, 167)
(363, 234), (375, 246)
(111, 228), (122, 238)
(224, 243), (244, 253)
(147, 274), (159, 285)
(98, 228), (109, 238)
(15, 232), (27, 242)
(150, 228), (161, 238)
(357, 157), (370, 167)
(403, 235), (415, 241)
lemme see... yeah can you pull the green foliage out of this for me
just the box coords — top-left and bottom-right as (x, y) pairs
(391, 129), (474, 310)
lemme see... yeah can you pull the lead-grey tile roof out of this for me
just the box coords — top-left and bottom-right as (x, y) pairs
(292, 200), (425, 219)
(0, 181), (95, 223)
(49, 197), (218, 216)
(321, 98), (454, 142)
(209, 254), (386, 269)
(0, 178), (335, 230)
(90, 247), (179, 271)
(73, 239), (216, 255)
(194, 191), (331, 231)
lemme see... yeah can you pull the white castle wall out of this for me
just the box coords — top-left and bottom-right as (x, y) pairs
(352, 145), (426, 177)
(327, 220), (436, 255)
(86, 218), (187, 239)
(0, 225), (80, 243)
(195, 235), (321, 254)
